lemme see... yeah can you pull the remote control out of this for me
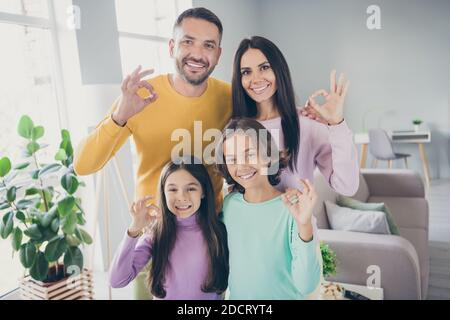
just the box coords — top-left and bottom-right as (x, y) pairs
(343, 289), (370, 300)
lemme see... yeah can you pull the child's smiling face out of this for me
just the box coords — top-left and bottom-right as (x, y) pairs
(223, 132), (272, 190)
(164, 169), (204, 219)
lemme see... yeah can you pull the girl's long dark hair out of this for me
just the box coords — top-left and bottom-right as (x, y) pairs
(232, 36), (300, 172)
(149, 156), (229, 298)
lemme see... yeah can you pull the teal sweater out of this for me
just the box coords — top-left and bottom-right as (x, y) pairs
(222, 192), (321, 300)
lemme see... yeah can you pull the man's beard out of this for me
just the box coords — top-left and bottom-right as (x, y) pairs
(175, 57), (216, 86)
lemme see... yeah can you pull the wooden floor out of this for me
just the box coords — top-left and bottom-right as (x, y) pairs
(427, 179), (450, 300)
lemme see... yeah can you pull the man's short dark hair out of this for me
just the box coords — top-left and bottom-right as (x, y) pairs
(174, 7), (223, 42)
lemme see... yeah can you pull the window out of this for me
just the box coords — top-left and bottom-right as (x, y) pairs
(0, 0), (64, 295)
(115, 0), (192, 75)
(0, 0), (49, 18)
(0, 23), (61, 162)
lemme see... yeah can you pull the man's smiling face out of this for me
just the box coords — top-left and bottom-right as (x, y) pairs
(170, 17), (222, 86)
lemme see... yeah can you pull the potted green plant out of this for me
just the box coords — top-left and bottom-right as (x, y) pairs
(412, 119), (422, 132)
(320, 242), (337, 279)
(0, 115), (93, 300)
(319, 242), (342, 299)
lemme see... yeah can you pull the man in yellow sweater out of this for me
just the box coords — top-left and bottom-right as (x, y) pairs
(74, 8), (231, 213)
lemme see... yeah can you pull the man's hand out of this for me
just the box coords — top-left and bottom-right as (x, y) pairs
(112, 65), (158, 126)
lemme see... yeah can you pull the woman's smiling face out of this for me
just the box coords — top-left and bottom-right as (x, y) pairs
(240, 48), (277, 104)
(223, 132), (271, 190)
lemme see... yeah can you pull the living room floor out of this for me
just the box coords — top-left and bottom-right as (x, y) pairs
(427, 179), (450, 300)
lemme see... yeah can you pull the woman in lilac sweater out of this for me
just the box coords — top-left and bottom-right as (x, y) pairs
(109, 157), (229, 299)
(231, 36), (359, 198)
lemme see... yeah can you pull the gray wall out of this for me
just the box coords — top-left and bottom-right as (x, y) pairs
(195, 0), (450, 179)
(73, 0), (123, 84)
(194, 0), (261, 81)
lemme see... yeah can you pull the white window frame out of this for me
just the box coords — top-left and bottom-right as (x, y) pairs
(116, 0), (192, 75)
(0, 0), (69, 130)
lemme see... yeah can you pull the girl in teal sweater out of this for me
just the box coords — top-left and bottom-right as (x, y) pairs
(216, 118), (321, 299)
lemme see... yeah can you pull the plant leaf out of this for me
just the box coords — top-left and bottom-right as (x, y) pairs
(65, 234), (81, 247)
(61, 174), (79, 195)
(0, 157), (12, 177)
(23, 224), (42, 240)
(25, 188), (40, 196)
(16, 199), (34, 210)
(14, 162), (30, 170)
(20, 242), (37, 268)
(30, 252), (49, 281)
(60, 130), (73, 158)
(38, 163), (61, 177)
(18, 115), (34, 139)
(6, 186), (16, 202)
(50, 217), (60, 233)
(0, 201), (11, 210)
(62, 211), (77, 234)
(12, 227), (23, 251)
(76, 212), (86, 225)
(27, 141), (40, 155)
(30, 169), (40, 180)
(0, 211), (14, 239)
(41, 207), (58, 228)
(75, 228), (92, 245)
(45, 236), (68, 262)
(54, 149), (67, 161)
(57, 196), (75, 217)
(64, 247), (83, 273)
(31, 126), (44, 141)
(15, 211), (26, 222)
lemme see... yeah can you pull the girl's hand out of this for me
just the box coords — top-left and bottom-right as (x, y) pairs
(300, 70), (350, 125)
(128, 195), (161, 237)
(281, 179), (318, 226)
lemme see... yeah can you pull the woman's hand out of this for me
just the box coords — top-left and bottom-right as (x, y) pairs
(281, 179), (318, 241)
(128, 195), (161, 237)
(300, 70), (350, 125)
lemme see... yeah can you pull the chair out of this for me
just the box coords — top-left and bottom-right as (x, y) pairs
(368, 128), (411, 168)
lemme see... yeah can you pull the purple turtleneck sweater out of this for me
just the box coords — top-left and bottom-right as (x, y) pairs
(108, 212), (220, 300)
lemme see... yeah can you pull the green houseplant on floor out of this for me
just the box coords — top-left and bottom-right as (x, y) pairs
(320, 242), (337, 279)
(0, 115), (92, 295)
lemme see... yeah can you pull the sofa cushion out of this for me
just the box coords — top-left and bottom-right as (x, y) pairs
(313, 170), (369, 230)
(325, 201), (391, 234)
(337, 195), (400, 235)
(368, 197), (428, 231)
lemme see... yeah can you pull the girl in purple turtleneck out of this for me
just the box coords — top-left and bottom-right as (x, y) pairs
(109, 157), (229, 299)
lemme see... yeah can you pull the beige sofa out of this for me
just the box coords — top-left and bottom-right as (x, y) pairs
(314, 169), (429, 300)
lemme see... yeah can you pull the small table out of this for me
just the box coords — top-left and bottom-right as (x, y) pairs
(320, 281), (384, 300)
(354, 130), (431, 188)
